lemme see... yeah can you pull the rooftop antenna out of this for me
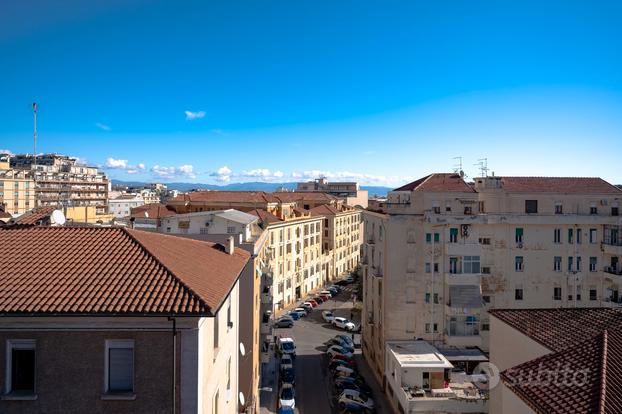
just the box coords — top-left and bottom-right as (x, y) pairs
(33, 102), (37, 172)
(452, 156), (465, 178)
(474, 158), (489, 177)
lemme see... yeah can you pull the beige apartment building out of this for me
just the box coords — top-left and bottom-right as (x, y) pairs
(362, 173), (622, 399)
(0, 154), (35, 214)
(310, 204), (363, 280)
(167, 191), (297, 217)
(296, 177), (369, 208)
(10, 153), (109, 214)
(489, 308), (622, 414)
(0, 226), (250, 414)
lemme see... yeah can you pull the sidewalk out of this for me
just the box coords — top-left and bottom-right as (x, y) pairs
(259, 346), (279, 414)
(354, 353), (395, 414)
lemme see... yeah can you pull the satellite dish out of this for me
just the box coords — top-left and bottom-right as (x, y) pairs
(239, 342), (246, 356)
(239, 392), (245, 406)
(52, 210), (66, 226)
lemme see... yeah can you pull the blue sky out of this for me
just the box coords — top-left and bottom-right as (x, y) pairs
(1, 0), (622, 186)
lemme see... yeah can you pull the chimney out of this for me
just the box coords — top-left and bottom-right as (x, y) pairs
(225, 236), (235, 255)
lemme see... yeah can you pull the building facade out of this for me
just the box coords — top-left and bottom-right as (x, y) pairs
(109, 194), (145, 218)
(0, 154), (35, 215)
(10, 153), (109, 214)
(296, 178), (369, 208)
(0, 226), (250, 414)
(362, 173), (622, 391)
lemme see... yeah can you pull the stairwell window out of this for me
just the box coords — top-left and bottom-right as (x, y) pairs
(515, 256), (524, 272)
(105, 340), (134, 394)
(590, 204), (597, 215)
(525, 200), (538, 214)
(515, 228), (524, 244)
(567, 257), (573, 272)
(515, 288), (524, 301)
(6, 339), (36, 397)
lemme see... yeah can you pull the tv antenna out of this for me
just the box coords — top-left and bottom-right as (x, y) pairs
(453, 156), (465, 178)
(474, 158), (489, 177)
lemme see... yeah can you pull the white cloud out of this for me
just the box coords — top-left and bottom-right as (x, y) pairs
(210, 165), (232, 182)
(137, 163), (145, 170)
(185, 110), (206, 120)
(95, 122), (111, 131)
(105, 158), (128, 169)
(151, 164), (196, 180)
(291, 172), (302, 178)
(211, 128), (229, 136)
(0, 149), (14, 156)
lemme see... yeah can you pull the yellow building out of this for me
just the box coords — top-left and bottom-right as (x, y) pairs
(64, 205), (115, 224)
(0, 154), (35, 215)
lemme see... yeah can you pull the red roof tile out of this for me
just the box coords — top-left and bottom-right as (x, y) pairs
(248, 208), (282, 224)
(489, 308), (622, 352)
(169, 191), (282, 204)
(394, 173), (475, 193)
(498, 177), (622, 194)
(131, 203), (177, 219)
(501, 328), (622, 414)
(10, 206), (57, 225)
(0, 226), (249, 315)
(274, 192), (339, 203)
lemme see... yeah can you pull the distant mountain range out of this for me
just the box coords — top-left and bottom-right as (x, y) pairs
(111, 180), (393, 197)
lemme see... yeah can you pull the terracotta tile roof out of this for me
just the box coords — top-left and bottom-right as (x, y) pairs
(274, 192), (339, 203)
(501, 328), (622, 414)
(489, 308), (622, 352)
(0, 226), (249, 315)
(309, 204), (340, 216)
(169, 191), (281, 204)
(248, 208), (282, 224)
(0, 210), (11, 220)
(498, 177), (622, 194)
(10, 206), (57, 225)
(131, 203), (177, 219)
(394, 173), (475, 193)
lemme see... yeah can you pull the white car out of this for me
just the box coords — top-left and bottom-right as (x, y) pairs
(280, 353), (293, 370)
(327, 345), (354, 359)
(278, 337), (296, 356)
(332, 317), (356, 331)
(279, 384), (296, 409)
(293, 307), (308, 316)
(338, 389), (374, 409)
(322, 310), (334, 323)
(320, 290), (333, 297)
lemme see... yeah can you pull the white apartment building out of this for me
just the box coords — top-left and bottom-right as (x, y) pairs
(362, 173), (622, 401)
(109, 194), (145, 218)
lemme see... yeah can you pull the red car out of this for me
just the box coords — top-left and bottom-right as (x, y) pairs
(306, 299), (319, 307)
(319, 294), (331, 301)
(331, 353), (353, 362)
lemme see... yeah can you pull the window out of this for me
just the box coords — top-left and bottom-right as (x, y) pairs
(449, 257), (459, 274)
(425, 263), (431, 273)
(433, 323), (438, 333)
(425, 233), (431, 243)
(590, 205), (597, 215)
(6, 339), (36, 395)
(449, 228), (458, 243)
(576, 256), (582, 272)
(433, 206), (440, 214)
(481, 323), (490, 331)
(525, 200), (538, 214)
(226, 226), (236, 234)
(478, 201), (485, 213)
(567, 257), (573, 272)
(214, 315), (220, 348)
(226, 357), (231, 391)
(433, 293), (439, 304)
(433, 263), (439, 273)
(553, 287), (561, 300)
(213, 389), (220, 414)
(589, 229), (597, 244)
(482, 295), (491, 304)
(105, 340), (134, 393)
(553, 229), (561, 244)
(463, 256), (480, 273)
(590, 257), (597, 272)
(576, 229), (582, 244)
(479, 237), (491, 245)
(515, 228), (524, 244)
(554, 256), (562, 272)
(445, 203), (452, 212)
(568, 229), (574, 244)
(464, 206), (472, 215)
(590, 289), (597, 301)
(515, 256), (523, 272)
(425, 323), (430, 333)
(515, 288), (523, 301)
(434, 233), (440, 243)
(576, 285), (582, 301)
(555, 203), (563, 214)
(425, 293), (430, 303)
(481, 266), (491, 274)
(613, 207), (619, 216)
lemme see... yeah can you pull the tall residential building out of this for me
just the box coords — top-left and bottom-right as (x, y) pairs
(296, 177), (369, 208)
(0, 154), (35, 214)
(310, 204), (363, 280)
(10, 153), (109, 214)
(361, 173), (622, 400)
(0, 226), (250, 414)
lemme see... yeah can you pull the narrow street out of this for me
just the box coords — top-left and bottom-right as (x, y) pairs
(261, 285), (392, 414)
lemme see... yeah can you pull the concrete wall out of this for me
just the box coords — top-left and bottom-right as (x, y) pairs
(500, 383), (536, 414)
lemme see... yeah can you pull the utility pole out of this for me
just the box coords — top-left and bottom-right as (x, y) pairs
(33, 102), (37, 171)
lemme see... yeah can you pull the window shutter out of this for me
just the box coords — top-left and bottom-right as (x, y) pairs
(109, 348), (133, 392)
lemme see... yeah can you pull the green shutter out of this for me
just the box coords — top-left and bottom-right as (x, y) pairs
(426, 233), (431, 242)
(434, 233), (440, 242)
(515, 228), (524, 237)
(450, 228), (458, 236)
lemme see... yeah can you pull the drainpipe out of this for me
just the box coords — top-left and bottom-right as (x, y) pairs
(168, 316), (177, 414)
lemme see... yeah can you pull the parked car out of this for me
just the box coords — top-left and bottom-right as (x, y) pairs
(330, 352), (354, 362)
(344, 276), (355, 284)
(281, 367), (296, 385)
(306, 299), (319, 307)
(279, 384), (296, 409)
(280, 353), (293, 370)
(335, 334), (355, 346)
(327, 345), (354, 359)
(338, 389), (374, 410)
(287, 311), (300, 320)
(301, 303), (313, 312)
(332, 317), (356, 331)
(338, 402), (374, 414)
(335, 280), (349, 286)
(274, 316), (294, 328)
(293, 307), (308, 316)
(329, 358), (357, 370)
(328, 285), (342, 292)
(332, 365), (356, 376)
(278, 407), (295, 414)
(313, 296), (325, 304)
(320, 290), (333, 297)
(319, 293), (331, 301)
(326, 338), (354, 353)
(334, 376), (373, 395)
(278, 337), (296, 356)
(322, 310), (335, 323)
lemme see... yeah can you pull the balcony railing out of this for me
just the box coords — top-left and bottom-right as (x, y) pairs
(604, 266), (622, 276)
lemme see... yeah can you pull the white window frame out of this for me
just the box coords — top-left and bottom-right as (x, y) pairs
(104, 339), (135, 395)
(5, 339), (36, 395)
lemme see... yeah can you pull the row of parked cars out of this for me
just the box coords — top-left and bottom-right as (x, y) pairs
(273, 284), (344, 328)
(277, 337), (297, 413)
(324, 334), (375, 413)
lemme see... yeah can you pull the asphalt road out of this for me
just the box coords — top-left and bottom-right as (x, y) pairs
(269, 286), (391, 414)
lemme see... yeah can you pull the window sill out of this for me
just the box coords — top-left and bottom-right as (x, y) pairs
(101, 393), (136, 401)
(1, 393), (38, 401)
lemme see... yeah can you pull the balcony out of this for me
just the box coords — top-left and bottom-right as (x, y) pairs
(260, 311), (273, 335)
(366, 236), (375, 245)
(604, 266), (622, 276)
(261, 286), (273, 304)
(445, 272), (481, 286)
(372, 266), (383, 277)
